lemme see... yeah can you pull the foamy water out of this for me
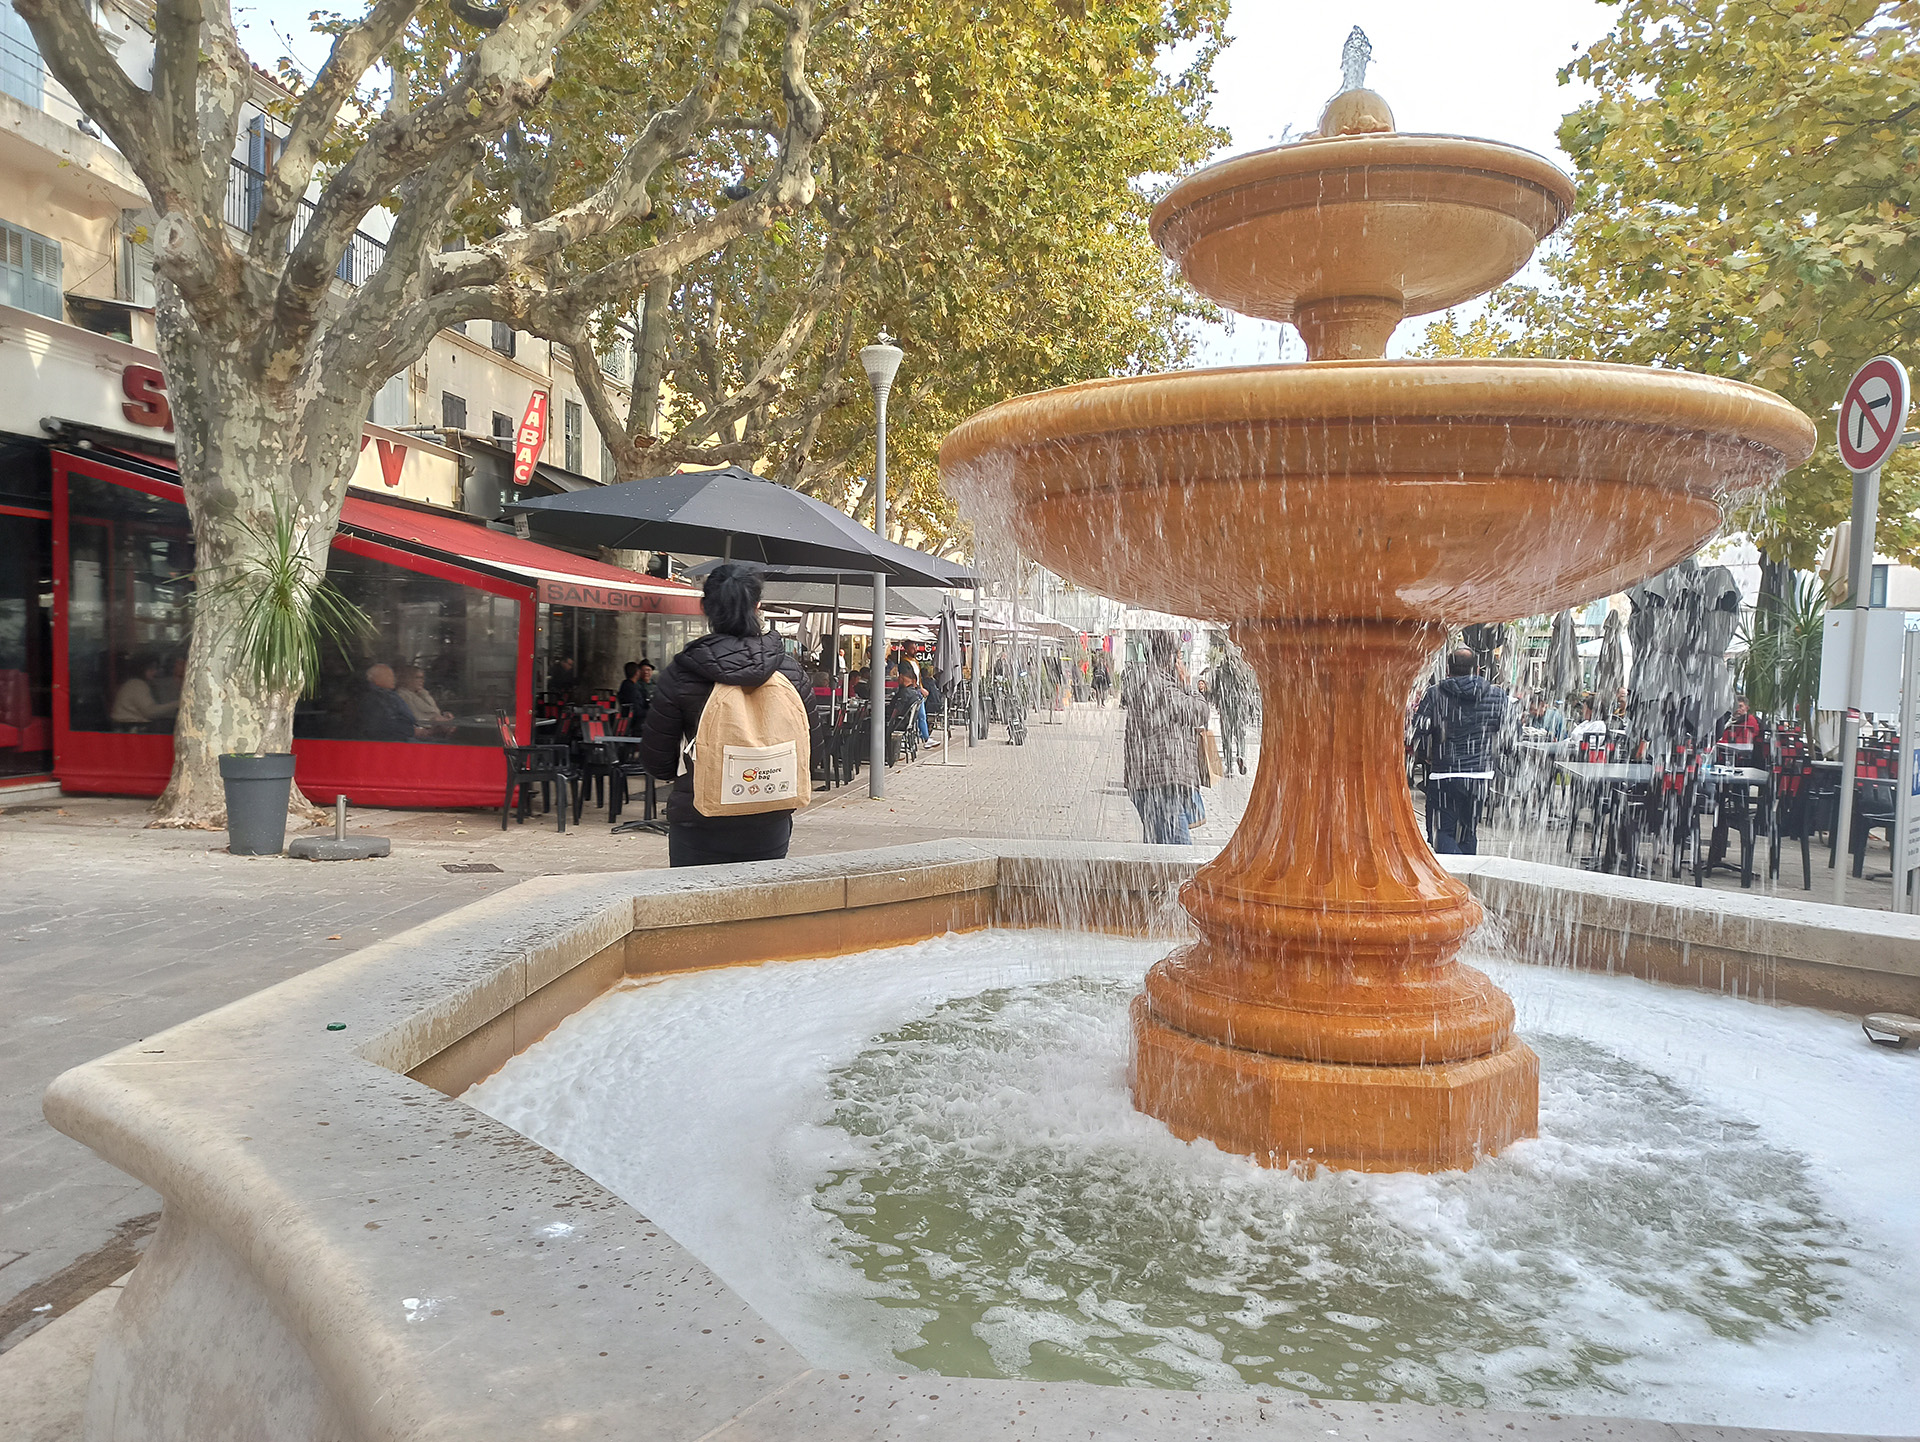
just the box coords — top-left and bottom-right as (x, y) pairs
(464, 931), (1920, 1431)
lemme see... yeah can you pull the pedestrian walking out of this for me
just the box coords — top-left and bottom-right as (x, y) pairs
(1413, 647), (1508, 855)
(1124, 631), (1210, 844)
(1208, 644), (1258, 776)
(640, 564), (820, 867)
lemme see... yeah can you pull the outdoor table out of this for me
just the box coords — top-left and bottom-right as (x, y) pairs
(1557, 760), (1655, 873)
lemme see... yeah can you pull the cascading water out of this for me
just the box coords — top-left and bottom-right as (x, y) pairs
(936, 45), (1817, 1172)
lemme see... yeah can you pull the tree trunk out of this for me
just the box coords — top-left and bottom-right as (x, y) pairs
(149, 297), (369, 829)
(1757, 548), (1793, 631)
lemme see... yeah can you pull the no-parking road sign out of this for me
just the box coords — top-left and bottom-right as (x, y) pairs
(1837, 355), (1910, 473)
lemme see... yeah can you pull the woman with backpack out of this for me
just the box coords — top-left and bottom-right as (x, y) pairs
(640, 564), (819, 867)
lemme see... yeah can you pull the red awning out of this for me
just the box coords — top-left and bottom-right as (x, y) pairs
(340, 495), (703, 615)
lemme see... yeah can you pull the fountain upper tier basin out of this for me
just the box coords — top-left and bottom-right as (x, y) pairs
(939, 359), (1816, 624)
(1149, 134), (1575, 344)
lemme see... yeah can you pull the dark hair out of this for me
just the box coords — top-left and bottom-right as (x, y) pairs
(1147, 630), (1177, 667)
(1447, 647), (1476, 677)
(639, 660), (653, 674)
(623, 661), (641, 679)
(702, 562), (764, 637)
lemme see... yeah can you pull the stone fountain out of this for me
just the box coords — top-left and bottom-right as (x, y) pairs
(939, 51), (1818, 1172)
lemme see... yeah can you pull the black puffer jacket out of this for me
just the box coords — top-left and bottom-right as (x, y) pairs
(639, 632), (817, 824)
(1417, 674), (1510, 774)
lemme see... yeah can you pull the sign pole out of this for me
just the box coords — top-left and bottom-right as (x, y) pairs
(1830, 356), (1911, 906)
(1832, 461), (1882, 905)
(1896, 627), (1920, 913)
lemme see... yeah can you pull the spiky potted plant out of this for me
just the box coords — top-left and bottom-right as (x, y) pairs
(1738, 574), (1829, 745)
(202, 503), (369, 855)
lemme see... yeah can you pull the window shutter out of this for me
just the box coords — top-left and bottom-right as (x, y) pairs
(0, 7), (44, 110)
(0, 221), (63, 321)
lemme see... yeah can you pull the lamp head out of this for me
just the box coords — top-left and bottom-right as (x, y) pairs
(860, 335), (904, 396)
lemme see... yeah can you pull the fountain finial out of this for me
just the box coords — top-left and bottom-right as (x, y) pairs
(1317, 26), (1394, 136)
(1339, 26), (1371, 92)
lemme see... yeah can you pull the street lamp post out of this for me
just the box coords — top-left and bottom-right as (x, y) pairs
(860, 335), (903, 799)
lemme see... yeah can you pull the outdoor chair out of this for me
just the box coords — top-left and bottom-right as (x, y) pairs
(1845, 747), (1900, 880)
(497, 713), (576, 832)
(572, 717), (655, 826)
(885, 689), (921, 766)
(1766, 729), (1816, 890)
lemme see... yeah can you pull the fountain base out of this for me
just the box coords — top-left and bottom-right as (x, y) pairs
(1131, 995), (1539, 1173)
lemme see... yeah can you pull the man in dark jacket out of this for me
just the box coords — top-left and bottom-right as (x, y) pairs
(1123, 631), (1210, 844)
(1415, 647), (1509, 854)
(639, 565), (818, 867)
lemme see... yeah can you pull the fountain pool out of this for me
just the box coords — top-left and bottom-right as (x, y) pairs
(465, 929), (1919, 1433)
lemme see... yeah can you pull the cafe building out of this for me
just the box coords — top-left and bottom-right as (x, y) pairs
(0, 302), (702, 809)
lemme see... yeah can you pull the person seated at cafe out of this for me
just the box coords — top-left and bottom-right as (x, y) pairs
(362, 663), (428, 741)
(1716, 693), (1761, 750)
(149, 652), (186, 708)
(617, 661), (644, 712)
(397, 664), (455, 736)
(1541, 694), (1568, 740)
(546, 654), (578, 702)
(896, 658), (929, 743)
(110, 655), (180, 732)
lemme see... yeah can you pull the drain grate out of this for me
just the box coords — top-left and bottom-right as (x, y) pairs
(443, 862), (503, 873)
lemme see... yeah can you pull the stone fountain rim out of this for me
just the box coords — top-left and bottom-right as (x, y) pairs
(937, 358), (1819, 474)
(1149, 131), (1577, 246)
(43, 842), (1919, 1442)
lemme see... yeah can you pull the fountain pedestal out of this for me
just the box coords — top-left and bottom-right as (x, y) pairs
(1132, 620), (1537, 1171)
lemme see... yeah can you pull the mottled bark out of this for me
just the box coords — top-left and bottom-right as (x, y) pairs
(151, 283), (369, 827)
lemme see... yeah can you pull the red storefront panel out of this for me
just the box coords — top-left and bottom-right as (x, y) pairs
(51, 454), (550, 809)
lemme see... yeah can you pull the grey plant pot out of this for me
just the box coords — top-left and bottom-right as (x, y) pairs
(219, 753), (296, 856)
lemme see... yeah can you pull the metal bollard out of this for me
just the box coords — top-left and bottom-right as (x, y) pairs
(335, 795), (348, 841)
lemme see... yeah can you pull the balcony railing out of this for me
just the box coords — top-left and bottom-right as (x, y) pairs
(225, 159), (387, 288)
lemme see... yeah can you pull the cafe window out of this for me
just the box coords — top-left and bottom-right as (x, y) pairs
(0, 490), (51, 777)
(293, 548), (519, 745)
(66, 470), (522, 747)
(65, 474), (195, 735)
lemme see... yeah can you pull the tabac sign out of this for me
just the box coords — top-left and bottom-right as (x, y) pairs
(513, 392), (549, 486)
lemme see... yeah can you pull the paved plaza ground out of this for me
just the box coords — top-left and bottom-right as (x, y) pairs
(0, 699), (1900, 1382)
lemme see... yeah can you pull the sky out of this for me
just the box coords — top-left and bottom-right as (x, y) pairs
(228, 0), (1621, 363)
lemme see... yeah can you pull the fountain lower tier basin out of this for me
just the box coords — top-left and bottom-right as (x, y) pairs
(939, 360), (1816, 624)
(467, 928), (1917, 1429)
(1131, 996), (1539, 1172)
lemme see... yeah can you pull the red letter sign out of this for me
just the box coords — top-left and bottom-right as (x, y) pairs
(121, 365), (173, 430)
(512, 392), (549, 486)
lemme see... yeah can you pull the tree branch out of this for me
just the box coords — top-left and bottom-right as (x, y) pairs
(254, 0), (421, 259)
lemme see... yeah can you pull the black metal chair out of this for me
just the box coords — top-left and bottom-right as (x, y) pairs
(1768, 729), (1816, 890)
(498, 713), (576, 832)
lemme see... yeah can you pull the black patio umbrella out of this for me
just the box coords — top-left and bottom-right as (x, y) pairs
(506, 466), (968, 586)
